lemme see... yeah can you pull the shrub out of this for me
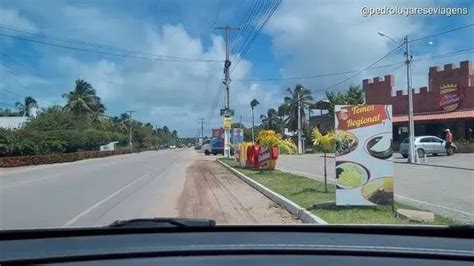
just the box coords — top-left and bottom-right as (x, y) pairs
(46, 130), (84, 152)
(0, 149), (135, 167)
(82, 129), (112, 150)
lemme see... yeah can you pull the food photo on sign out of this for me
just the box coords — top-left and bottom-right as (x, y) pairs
(334, 105), (394, 206)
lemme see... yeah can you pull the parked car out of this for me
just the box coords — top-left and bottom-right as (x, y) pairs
(169, 145), (176, 149)
(399, 136), (456, 158)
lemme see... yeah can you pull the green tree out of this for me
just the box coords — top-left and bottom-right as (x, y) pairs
(0, 107), (15, 117)
(312, 128), (335, 193)
(26, 106), (90, 131)
(260, 108), (282, 132)
(63, 79), (105, 119)
(326, 85), (364, 116)
(283, 84), (313, 132)
(15, 96), (38, 117)
(250, 99), (259, 143)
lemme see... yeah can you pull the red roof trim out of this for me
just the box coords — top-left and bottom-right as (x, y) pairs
(393, 109), (474, 123)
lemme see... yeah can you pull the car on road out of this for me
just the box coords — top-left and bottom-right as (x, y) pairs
(399, 136), (457, 158)
(169, 145), (176, 149)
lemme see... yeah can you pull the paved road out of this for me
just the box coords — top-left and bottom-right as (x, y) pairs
(277, 153), (474, 223)
(0, 149), (195, 229)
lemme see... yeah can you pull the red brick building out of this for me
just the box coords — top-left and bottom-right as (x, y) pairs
(363, 60), (474, 143)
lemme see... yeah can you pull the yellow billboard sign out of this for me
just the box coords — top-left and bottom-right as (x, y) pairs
(223, 117), (232, 129)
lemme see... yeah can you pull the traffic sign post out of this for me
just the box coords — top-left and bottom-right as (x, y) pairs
(220, 108), (234, 117)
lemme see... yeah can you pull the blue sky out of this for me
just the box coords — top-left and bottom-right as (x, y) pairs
(0, 0), (473, 137)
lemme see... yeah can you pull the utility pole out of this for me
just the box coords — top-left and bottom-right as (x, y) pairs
(297, 92), (302, 154)
(126, 110), (136, 148)
(251, 107), (255, 143)
(404, 35), (416, 163)
(379, 32), (416, 164)
(200, 118), (204, 138)
(154, 124), (159, 148)
(215, 25), (239, 158)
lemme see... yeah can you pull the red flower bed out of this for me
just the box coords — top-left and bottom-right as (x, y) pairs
(0, 149), (135, 168)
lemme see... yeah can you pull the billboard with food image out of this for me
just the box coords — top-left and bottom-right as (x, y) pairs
(335, 105), (393, 206)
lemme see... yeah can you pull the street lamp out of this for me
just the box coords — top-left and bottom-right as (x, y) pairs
(378, 32), (416, 163)
(378, 32), (401, 45)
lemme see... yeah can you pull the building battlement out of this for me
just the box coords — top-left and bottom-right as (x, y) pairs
(363, 60), (473, 115)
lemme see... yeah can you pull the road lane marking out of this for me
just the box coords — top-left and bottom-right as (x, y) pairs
(277, 168), (474, 218)
(62, 166), (161, 227)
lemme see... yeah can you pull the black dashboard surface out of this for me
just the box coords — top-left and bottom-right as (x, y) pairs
(57, 255), (472, 266)
(0, 226), (473, 264)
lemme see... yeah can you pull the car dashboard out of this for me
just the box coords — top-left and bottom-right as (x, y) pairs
(0, 225), (472, 265)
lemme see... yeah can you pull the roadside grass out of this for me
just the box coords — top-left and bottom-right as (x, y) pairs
(219, 158), (458, 225)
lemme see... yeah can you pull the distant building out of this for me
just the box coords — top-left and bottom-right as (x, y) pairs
(309, 100), (333, 134)
(0, 117), (28, 130)
(363, 60), (473, 142)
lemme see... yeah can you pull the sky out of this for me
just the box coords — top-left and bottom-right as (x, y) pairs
(0, 0), (473, 137)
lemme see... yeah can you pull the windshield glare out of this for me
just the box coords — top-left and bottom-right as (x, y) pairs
(0, 0), (472, 230)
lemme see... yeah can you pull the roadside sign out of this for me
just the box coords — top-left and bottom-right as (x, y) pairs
(223, 117), (232, 129)
(335, 105), (393, 206)
(220, 108), (235, 117)
(232, 128), (244, 144)
(212, 128), (224, 138)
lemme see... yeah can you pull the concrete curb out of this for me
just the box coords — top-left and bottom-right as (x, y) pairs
(216, 159), (328, 225)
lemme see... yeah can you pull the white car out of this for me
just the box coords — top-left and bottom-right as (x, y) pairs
(169, 145), (176, 149)
(200, 139), (211, 154)
(399, 136), (456, 158)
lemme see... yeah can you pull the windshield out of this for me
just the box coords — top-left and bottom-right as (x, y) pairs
(0, 0), (473, 230)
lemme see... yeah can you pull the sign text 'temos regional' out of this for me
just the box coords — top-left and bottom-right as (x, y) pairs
(336, 105), (388, 130)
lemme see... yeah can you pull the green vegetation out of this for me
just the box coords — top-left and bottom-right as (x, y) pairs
(219, 158), (457, 225)
(325, 85), (364, 116)
(0, 79), (180, 157)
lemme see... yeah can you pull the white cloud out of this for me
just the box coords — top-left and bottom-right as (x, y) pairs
(265, 0), (426, 97)
(57, 56), (123, 101)
(49, 21), (257, 136)
(0, 7), (36, 30)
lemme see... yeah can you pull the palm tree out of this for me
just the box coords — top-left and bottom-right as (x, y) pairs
(260, 108), (281, 131)
(250, 99), (260, 143)
(277, 103), (289, 133)
(15, 96), (38, 117)
(63, 79), (105, 118)
(283, 84), (313, 132)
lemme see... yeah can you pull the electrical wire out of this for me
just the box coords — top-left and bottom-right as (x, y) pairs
(230, 0), (262, 55)
(231, 0), (281, 73)
(311, 44), (404, 93)
(409, 23), (474, 43)
(0, 32), (223, 63)
(0, 24), (224, 62)
(413, 48), (474, 62)
(212, 0), (223, 32)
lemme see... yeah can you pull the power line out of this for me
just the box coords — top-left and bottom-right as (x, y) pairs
(212, 0), (223, 31)
(231, 1), (244, 26)
(0, 24), (224, 63)
(235, 62), (406, 82)
(413, 47), (474, 62)
(312, 44), (404, 93)
(231, 0), (281, 73)
(410, 23), (474, 43)
(0, 32), (223, 63)
(230, 0), (265, 56)
(0, 52), (39, 77)
(231, 0), (265, 57)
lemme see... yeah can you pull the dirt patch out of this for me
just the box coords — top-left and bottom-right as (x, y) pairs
(178, 158), (300, 224)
